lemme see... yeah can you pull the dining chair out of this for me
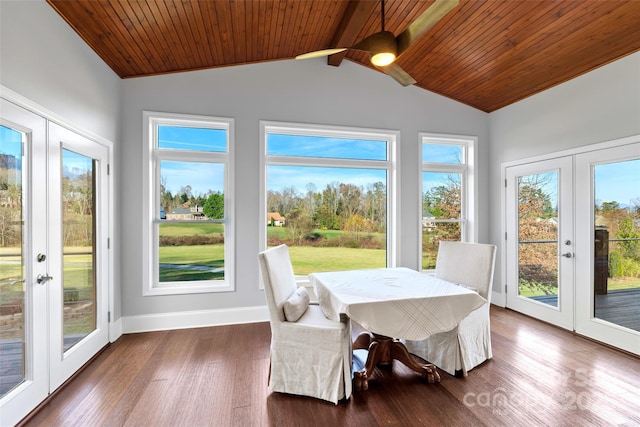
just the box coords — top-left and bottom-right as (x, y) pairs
(405, 241), (497, 376)
(258, 244), (352, 404)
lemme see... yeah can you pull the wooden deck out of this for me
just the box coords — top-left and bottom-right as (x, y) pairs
(530, 287), (640, 332)
(0, 335), (85, 396)
(0, 338), (22, 396)
(594, 288), (640, 331)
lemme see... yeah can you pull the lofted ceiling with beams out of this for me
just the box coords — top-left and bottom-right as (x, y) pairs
(47, 0), (640, 112)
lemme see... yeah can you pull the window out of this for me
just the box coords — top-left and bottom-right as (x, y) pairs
(143, 112), (234, 295)
(260, 121), (398, 279)
(420, 133), (476, 270)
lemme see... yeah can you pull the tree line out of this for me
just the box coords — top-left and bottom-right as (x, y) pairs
(0, 166), (95, 247)
(267, 181), (387, 240)
(160, 178), (224, 220)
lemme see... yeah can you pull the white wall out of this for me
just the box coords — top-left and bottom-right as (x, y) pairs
(0, 0), (121, 142)
(0, 0), (122, 317)
(120, 59), (490, 319)
(488, 51), (640, 297)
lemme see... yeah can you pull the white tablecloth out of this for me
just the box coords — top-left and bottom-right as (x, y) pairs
(309, 267), (486, 341)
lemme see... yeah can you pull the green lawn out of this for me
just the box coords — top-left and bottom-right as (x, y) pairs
(286, 246), (385, 275)
(157, 244), (386, 279)
(160, 222), (224, 236)
(159, 244), (224, 282)
(267, 226), (385, 244)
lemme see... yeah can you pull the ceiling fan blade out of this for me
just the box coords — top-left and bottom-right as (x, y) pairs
(396, 0), (460, 56)
(379, 63), (417, 86)
(295, 48), (348, 60)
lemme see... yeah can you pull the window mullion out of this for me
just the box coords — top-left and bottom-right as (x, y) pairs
(155, 150), (227, 162)
(267, 155), (389, 169)
(422, 163), (466, 173)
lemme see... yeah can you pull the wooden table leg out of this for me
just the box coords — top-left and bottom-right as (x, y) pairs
(389, 339), (440, 384)
(352, 332), (440, 391)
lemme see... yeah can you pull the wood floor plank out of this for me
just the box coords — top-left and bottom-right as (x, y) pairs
(20, 307), (640, 427)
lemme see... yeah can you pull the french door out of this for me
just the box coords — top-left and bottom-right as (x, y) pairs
(506, 156), (574, 330)
(574, 142), (640, 355)
(0, 99), (110, 425)
(505, 139), (639, 355)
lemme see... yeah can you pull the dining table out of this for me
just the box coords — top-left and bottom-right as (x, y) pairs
(309, 267), (486, 391)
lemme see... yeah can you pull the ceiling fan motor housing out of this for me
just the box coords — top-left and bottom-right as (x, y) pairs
(355, 31), (398, 66)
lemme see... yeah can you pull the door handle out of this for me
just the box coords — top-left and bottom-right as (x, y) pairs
(562, 252), (573, 258)
(36, 274), (53, 284)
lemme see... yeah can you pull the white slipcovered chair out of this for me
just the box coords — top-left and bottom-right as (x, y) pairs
(258, 244), (352, 404)
(405, 241), (497, 376)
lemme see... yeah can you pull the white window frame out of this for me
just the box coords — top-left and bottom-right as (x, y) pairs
(142, 111), (234, 296)
(259, 120), (399, 285)
(419, 133), (477, 270)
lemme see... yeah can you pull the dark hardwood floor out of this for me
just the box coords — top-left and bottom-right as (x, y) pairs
(21, 307), (640, 427)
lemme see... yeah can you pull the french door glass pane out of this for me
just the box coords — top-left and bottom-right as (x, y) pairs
(266, 165), (387, 275)
(517, 171), (559, 307)
(0, 125), (25, 397)
(593, 159), (640, 331)
(159, 160), (225, 283)
(62, 149), (96, 351)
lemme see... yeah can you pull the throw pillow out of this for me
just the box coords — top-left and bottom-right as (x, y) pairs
(283, 287), (310, 322)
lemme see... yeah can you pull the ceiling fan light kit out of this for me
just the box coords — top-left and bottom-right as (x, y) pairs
(371, 52), (396, 67)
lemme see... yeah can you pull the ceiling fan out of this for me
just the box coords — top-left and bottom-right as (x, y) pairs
(295, 0), (460, 86)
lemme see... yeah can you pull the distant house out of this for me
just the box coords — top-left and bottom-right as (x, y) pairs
(422, 213), (435, 231)
(267, 212), (286, 226)
(166, 205), (206, 220)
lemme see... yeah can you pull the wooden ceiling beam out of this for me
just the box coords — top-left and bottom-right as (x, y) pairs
(327, 0), (378, 67)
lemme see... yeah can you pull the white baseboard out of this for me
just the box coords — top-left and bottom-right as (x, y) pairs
(122, 305), (270, 334)
(491, 291), (506, 307)
(109, 317), (123, 342)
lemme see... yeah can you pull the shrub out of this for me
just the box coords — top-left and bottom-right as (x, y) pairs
(609, 251), (622, 278)
(160, 234), (224, 246)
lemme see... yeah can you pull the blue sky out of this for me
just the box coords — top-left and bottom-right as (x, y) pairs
(158, 126), (226, 152)
(422, 172), (461, 200)
(161, 161), (224, 196)
(158, 126), (226, 195)
(2, 125), (637, 206)
(0, 126), (22, 157)
(595, 159), (639, 206)
(266, 134), (388, 193)
(422, 143), (463, 164)
(63, 149), (92, 177)
(268, 134), (387, 161)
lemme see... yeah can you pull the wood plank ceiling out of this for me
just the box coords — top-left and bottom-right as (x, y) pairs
(46, 0), (640, 112)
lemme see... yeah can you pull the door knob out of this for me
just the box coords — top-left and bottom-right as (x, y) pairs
(562, 252), (573, 258)
(36, 274), (53, 284)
